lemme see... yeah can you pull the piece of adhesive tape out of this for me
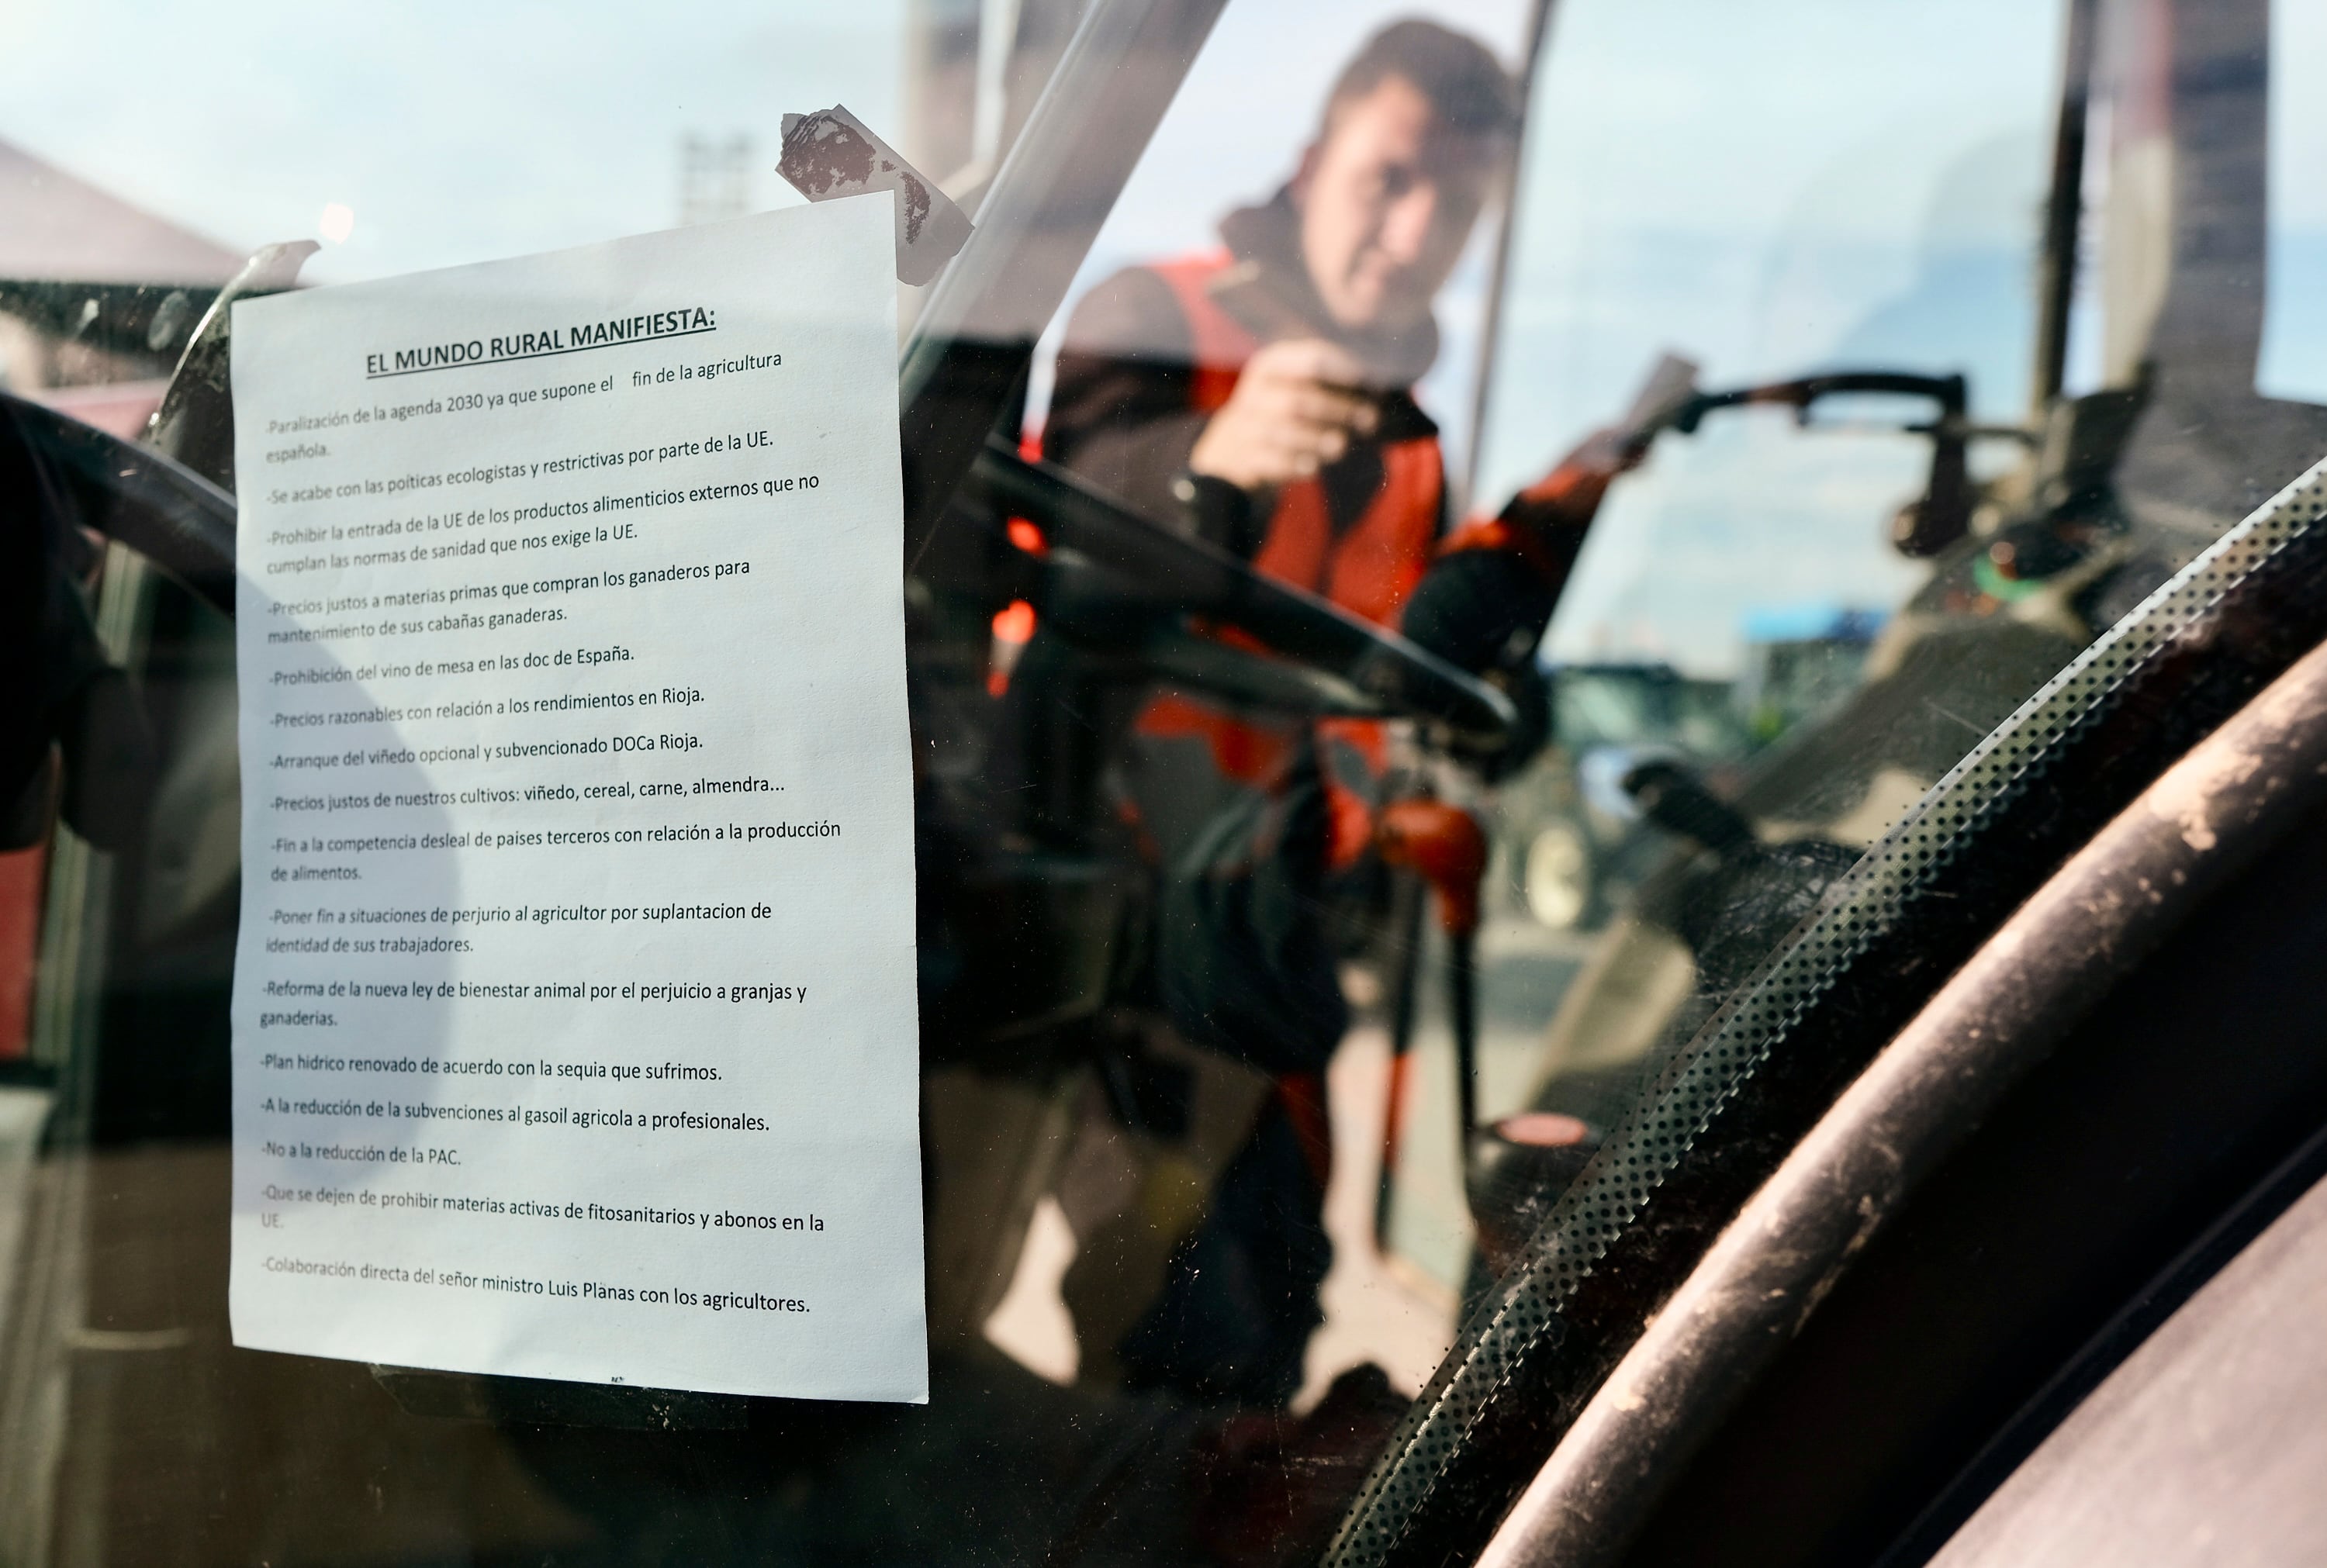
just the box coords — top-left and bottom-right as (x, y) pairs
(777, 106), (974, 288)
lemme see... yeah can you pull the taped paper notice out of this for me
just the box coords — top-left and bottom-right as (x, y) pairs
(228, 195), (926, 1404)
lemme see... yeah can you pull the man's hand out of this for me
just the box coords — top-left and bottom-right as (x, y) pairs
(1189, 338), (1380, 492)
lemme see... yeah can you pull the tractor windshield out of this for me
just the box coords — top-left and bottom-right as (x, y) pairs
(12, 2), (2318, 1566)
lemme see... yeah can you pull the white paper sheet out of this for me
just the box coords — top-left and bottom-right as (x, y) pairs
(227, 195), (926, 1403)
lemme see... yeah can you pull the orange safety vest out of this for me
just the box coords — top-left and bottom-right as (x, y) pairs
(1132, 250), (1444, 869)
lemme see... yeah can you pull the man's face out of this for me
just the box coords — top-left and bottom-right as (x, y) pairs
(1295, 74), (1498, 337)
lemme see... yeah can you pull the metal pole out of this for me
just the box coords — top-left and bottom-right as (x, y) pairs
(1461, 0), (1564, 513)
(2031, 0), (2101, 413)
(1448, 925), (1479, 1145)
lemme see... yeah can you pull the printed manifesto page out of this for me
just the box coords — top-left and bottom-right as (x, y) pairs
(228, 194), (925, 1403)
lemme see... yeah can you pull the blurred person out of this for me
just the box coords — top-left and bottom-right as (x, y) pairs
(1035, 17), (1637, 1407)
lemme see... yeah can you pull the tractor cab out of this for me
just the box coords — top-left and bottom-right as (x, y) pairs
(9, 1), (2327, 1565)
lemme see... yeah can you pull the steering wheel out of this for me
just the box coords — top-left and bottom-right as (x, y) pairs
(2, 391), (238, 616)
(5, 392), (1521, 754)
(959, 435), (1517, 747)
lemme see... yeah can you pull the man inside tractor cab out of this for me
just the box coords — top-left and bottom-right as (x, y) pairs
(1038, 19), (1635, 1406)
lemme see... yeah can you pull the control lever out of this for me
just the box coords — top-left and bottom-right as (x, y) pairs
(1620, 758), (1754, 855)
(1637, 369), (2001, 558)
(1623, 757), (1862, 994)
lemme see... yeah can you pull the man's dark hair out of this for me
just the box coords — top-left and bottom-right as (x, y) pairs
(1321, 19), (1518, 142)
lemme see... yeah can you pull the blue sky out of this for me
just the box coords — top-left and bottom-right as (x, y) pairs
(0, 0), (908, 278)
(1478, 0), (2063, 672)
(2262, 0), (2327, 402)
(1, 0), (2066, 674)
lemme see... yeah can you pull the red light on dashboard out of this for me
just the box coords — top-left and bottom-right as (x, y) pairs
(992, 599), (1036, 644)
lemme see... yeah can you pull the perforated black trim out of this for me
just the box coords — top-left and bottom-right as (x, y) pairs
(1323, 459), (2327, 1568)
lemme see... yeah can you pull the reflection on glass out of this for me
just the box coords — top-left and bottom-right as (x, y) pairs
(5, 0), (2251, 1562)
(1417, 0), (2075, 1292)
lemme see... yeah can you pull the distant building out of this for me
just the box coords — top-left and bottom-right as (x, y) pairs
(0, 136), (244, 433)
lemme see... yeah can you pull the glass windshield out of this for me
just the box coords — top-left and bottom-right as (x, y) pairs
(0, 2), (909, 282)
(11, 0), (2300, 1564)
